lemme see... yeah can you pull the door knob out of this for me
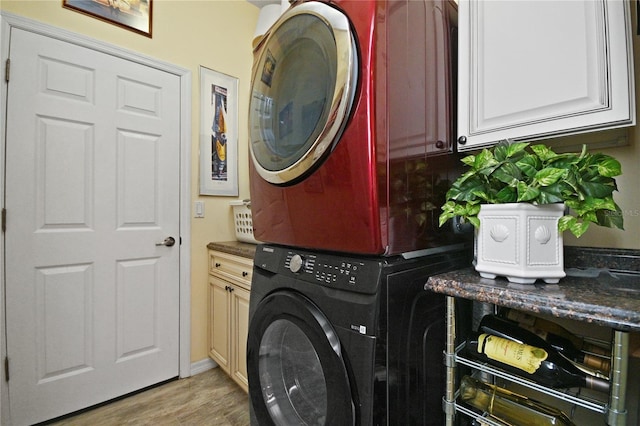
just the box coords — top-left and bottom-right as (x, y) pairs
(156, 236), (176, 247)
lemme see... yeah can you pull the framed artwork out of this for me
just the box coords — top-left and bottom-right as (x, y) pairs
(63, 0), (153, 37)
(199, 66), (239, 197)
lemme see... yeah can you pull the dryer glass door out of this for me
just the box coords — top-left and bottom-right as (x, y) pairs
(249, 2), (357, 185)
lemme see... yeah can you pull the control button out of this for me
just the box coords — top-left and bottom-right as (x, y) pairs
(289, 254), (304, 273)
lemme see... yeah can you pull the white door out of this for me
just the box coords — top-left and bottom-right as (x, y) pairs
(5, 28), (181, 425)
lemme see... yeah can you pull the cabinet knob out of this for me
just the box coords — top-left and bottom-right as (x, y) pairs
(215, 263), (221, 268)
(242, 271), (248, 277)
(436, 140), (445, 149)
(457, 136), (467, 145)
(228, 287), (234, 293)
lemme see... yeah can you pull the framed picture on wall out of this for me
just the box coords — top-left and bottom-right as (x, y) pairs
(199, 66), (239, 197)
(63, 0), (153, 37)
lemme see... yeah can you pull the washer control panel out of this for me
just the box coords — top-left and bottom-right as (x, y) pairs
(284, 250), (381, 294)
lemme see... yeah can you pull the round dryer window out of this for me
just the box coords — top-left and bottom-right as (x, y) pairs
(249, 2), (358, 185)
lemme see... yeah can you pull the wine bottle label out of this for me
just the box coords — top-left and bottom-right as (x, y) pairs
(478, 334), (548, 374)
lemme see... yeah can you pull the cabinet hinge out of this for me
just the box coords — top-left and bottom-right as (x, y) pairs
(5, 58), (9, 82)
(2, 208), (6, 233)
(4, 357), (9, 382)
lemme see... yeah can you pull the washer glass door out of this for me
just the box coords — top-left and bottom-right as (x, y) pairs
(260, 319), (327, 424)
(247, 291), (355, 425)
(249, 2), (357, 185)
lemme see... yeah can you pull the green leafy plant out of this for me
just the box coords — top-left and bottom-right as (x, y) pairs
(439, 141), (624, 238)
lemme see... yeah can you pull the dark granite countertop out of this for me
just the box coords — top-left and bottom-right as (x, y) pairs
(426, 247), (640, 332)
(207, 241), (258, 259)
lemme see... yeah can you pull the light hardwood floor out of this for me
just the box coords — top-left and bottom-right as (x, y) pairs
(44, 367), (250, 426)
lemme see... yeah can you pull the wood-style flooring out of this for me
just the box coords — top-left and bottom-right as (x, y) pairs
(45, 367), (250, 426)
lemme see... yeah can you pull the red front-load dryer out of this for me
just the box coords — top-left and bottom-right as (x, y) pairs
(249, 0), (466, 255)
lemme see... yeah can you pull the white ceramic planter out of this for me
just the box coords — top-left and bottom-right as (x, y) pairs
(475, 203), (566, 284)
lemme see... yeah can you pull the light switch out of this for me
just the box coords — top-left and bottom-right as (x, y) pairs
(194, 201), (205, 218)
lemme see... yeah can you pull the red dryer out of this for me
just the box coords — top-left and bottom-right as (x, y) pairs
(248, 0), (465, 255)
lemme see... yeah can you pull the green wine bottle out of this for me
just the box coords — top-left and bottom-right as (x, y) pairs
(465, 332), (610, 393)
(486, 313), (610, 374)
(460, 375), (577, 426)
(500, 308), (611, 359)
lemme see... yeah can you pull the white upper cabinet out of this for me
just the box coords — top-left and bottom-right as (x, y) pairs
(457, 0), (635, 150)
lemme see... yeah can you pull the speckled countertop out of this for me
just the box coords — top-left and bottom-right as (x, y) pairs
(207, 241), (258, 259)
(425, 247), (640, 332)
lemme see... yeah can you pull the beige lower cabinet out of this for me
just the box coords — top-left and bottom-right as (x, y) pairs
(208, 249), (252, 393)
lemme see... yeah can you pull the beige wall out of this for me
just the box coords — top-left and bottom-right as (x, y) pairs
(0, 0), (259, 363)
(562, 134), (640, 250)
(2, 0), (638, 366)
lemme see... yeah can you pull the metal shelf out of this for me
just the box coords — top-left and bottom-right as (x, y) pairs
(443, 296), (630, 426)
(455, 345), (608, 413)
(454, 401), (509, 426)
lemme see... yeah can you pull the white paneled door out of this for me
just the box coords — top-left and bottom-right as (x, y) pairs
(5, 28), (181, 425)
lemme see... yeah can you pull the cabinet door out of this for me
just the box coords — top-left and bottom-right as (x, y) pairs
(231, 285), (251, 392)
(457, 0), (635, 149)
(209, 276), (230, 374)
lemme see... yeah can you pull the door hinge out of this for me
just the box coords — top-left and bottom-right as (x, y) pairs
(4, 357), (9, 382)
(2, 208), (6, 233)
(5, 58), (9, 82)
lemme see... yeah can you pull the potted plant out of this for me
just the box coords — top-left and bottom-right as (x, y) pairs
(439, 141), (624, 284)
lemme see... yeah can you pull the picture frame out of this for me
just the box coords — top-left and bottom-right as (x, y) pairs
(63, 0), (153, 37)
(199, 66), (239, 197)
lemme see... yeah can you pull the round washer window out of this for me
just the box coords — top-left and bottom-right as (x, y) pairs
(259, 319), (328, 425)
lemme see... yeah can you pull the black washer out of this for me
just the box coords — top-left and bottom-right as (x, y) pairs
(247, 243), (471, 425)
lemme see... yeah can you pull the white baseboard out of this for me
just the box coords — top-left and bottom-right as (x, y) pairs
(189, 358), (218, 376)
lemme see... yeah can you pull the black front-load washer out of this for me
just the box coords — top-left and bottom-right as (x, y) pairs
(246, 243), (471, 425)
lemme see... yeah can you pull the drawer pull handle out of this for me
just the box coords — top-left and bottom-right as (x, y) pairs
(242, 271), (248, 277)
(215, 263), (221, 268)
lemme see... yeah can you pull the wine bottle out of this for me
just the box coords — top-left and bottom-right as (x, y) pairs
(459, 375), (577, 426)
(465, 331), (610, 393)
(500, 308), (611, 358)
(482, 314), (610, 374)
(631, 332), (640, 359)
(478, 315), (610, 382)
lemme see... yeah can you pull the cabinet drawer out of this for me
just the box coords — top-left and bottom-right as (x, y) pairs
(209, 250), (253, 286)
